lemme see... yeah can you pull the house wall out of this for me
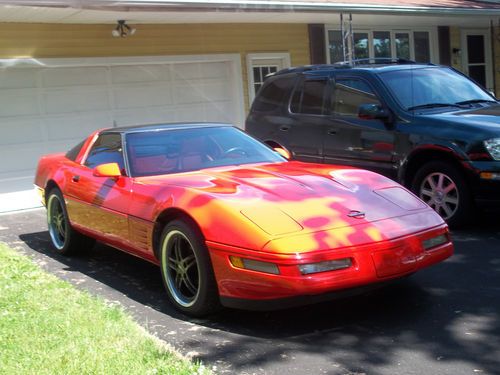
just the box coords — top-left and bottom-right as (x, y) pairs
(0, 23), (310, 110)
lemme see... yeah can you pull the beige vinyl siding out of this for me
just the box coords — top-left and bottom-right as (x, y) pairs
(0, 23), (310, 110)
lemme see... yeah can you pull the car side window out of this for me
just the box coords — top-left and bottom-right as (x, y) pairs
(252, 75), (296, 112)
(333, 78), (381, 116)
(290, 78), (329, 115)
(84, 133), (125, 172)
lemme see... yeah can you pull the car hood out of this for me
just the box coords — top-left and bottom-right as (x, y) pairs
(139, 161), (434, 237)
(426, 103), (500, 134)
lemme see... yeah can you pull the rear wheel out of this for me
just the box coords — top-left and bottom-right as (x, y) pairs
(46, 188), (95, 255)
(159, 220), (220, 317)
(411, 161), (473, 228)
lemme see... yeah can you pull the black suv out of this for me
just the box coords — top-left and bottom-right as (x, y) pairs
(246, 60), (500, 227)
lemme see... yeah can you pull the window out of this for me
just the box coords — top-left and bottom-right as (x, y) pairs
(290, 78), (329, 115)
(65, 140), (85, 161)
(126, 127), (284, 177)
(252, 75), (296, 112)
(333, 78), (381, 116)
(373, 31), (391, 58)
(84, 133), (125, 172)
(328, 29), (432, 63)
(252, 66), (278, 95)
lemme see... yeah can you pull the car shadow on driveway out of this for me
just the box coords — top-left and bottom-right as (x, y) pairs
(16, 212), (500, 375)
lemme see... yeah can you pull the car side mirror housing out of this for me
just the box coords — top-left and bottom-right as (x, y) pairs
(358, 103), (390, 121)
(273, 147), (291, 160)
(93, 162), (122, 178)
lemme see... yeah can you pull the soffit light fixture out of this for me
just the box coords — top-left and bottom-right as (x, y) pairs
(112, 20), (136, 38)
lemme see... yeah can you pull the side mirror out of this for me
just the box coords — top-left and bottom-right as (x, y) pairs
(358, 103), (390, 121)
(93, 162), (122, 178)
(273, 147), (291, 160)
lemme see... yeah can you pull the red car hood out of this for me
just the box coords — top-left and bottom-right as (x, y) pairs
(138, 161), (434, 237)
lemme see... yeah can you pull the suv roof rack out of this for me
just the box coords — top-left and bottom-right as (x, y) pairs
(334, 58), (417, 66)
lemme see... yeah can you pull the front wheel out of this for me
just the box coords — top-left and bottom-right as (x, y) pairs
(411, 161), (473, 228)
(159, 220), (220, 317)
(46, 188), (95, 255)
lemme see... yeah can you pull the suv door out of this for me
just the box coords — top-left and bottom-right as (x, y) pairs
(287, 75), (330, 162)
(325, 76), (398, 179)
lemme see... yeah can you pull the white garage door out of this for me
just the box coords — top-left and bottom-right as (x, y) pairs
(0, 54), (244, 211)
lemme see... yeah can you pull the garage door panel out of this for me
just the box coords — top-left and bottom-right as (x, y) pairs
(201, 82), (232, 101)
(113, 85), (173, 109)
(44, 89), (110, 114)
(0, 90), (39, 117)
(45, 113), (111, 141)
(200, 62), (231, 79)
(0, 119), (44, 145)
(111, 65), (171, 84)
(113, 108), (177, 127)
(41, 67), (108, 87)
(0, 143), (45, 174)
(0, 69), (38, 89)
(203, 101), (236, 123)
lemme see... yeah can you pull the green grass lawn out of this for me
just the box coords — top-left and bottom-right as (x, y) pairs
(0, 243), (210, 375)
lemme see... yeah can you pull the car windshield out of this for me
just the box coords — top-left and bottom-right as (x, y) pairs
(379, 67), (495, 111)
(126, 126), (285, 177)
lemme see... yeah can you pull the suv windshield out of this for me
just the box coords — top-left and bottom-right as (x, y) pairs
(379, 67), (495, 110)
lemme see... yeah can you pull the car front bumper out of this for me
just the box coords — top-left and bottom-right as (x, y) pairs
(466, 160), (500, 206)
(207, 221), (453, 310)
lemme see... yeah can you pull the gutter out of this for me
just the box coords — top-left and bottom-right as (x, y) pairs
(3, 0), (500, 16)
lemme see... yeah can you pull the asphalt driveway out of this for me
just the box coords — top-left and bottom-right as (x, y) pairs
(1, 208), (499, 375)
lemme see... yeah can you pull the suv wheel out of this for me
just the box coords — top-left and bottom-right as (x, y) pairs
(411, 161), (472, 228)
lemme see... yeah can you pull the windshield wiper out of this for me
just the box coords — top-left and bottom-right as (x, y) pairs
(407, 103), (464, 111)
(455, 99), (498, 105)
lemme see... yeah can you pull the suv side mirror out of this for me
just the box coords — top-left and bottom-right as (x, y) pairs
(358, 103), (390, 121)
(93, 162), (122, 178)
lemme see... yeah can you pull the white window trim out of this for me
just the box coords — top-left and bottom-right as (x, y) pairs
(246, 52), (291, 105)
(324, 26), (438, 64)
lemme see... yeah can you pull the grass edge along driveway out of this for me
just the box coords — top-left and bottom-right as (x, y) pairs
(0, 242), (211, 375)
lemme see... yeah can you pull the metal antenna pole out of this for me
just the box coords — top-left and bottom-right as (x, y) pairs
(340, 13), (354, 64)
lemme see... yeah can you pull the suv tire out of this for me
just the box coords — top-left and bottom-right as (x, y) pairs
(411, 161), (472, 228)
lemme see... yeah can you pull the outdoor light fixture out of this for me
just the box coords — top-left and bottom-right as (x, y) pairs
(112, 20), (136, 38)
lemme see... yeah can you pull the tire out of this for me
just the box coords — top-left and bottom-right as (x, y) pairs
(411, 161), (473, 228)
(46, 188), (95, 255)
(159, 220), (220, 317)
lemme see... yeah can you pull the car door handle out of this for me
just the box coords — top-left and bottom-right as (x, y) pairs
(279, 126), (290, 131)
(72, 175), (80, 182)
(327, 129), (337, 135)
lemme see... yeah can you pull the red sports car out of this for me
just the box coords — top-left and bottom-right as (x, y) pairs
(35, 123), (453, 316)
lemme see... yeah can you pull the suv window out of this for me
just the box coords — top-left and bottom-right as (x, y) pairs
(333, 78), (381, 116)
(252, 75), (296, 112)
(290, 78), (329, 115)
(84, 133), (125, 172)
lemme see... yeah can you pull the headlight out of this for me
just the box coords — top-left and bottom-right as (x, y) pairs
(484, 138), (500, 160)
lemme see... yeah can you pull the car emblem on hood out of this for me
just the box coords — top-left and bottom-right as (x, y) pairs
(347, 210), (366, 219)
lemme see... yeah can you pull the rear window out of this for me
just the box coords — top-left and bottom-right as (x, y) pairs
(65, 140), (85, 161)
(252, 75), (296, 112)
